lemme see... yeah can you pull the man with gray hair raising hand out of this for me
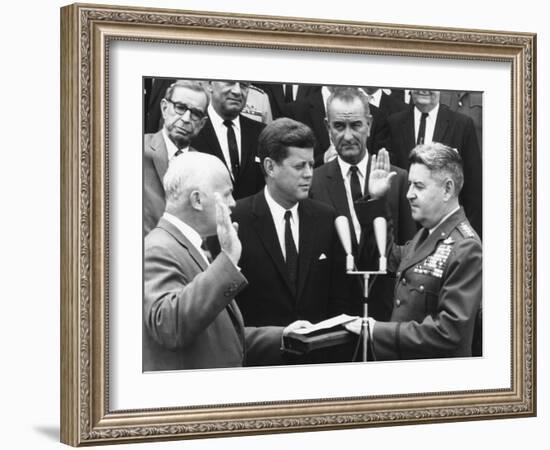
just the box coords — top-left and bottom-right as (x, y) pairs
(143, 152), (309, 371)
(349, 143), (482, 360)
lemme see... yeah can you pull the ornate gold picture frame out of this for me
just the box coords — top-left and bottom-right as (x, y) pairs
(60, 2), (536, 446)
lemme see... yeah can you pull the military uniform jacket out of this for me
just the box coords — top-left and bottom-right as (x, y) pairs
(372, 208), (482, 360)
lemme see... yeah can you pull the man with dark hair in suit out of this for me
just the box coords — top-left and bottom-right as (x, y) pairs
(143, 79), (209, 236)
(143, 152), (309, 371)
(232, 118), (350, 329)
(310, 87), (416, 320)
(380, 89), (482, 238)
(191, 81), (265, 200)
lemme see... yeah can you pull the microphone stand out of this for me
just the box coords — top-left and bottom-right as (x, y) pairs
(347, 257), (386, 362)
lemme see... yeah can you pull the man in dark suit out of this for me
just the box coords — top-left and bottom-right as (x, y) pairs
(346, 144), (482, 360)
(232, 118), (350, 329)
(255, 83), (330, 165)
(363, 87), (410, 153)
(380, 89), (482, 238)
(143, 152), (310, 371)
(191, 81), (265, 200)
(143, 80), (209, 236)
(310, 87), (416, 320)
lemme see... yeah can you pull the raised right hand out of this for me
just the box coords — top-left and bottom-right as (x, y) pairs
(215, 193), (242, 265)
(368, 148), (396, 199)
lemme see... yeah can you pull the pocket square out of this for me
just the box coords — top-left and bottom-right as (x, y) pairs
(318, 253), (327, 260)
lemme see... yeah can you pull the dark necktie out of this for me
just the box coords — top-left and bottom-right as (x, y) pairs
(417, 227), (429, 247)
(284, 210), (298, 291)
(417, 112), (429, 145)
(349, 165), (363, 202)
(223, 120), (240, 178)
(284, 84), (293, 103)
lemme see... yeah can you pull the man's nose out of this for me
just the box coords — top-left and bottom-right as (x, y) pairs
(343, 125), (354, 140)
(406, 185), (415, 199)
(178, 108), (192, 122)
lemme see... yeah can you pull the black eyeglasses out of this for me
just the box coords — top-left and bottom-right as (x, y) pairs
(165, 99), (206, 121)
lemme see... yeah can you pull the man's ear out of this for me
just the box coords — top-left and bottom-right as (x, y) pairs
(443, 178), (455, 200)
(160, 98), (169, 120)
(263, 157), (275, 178)
(189, 190), (203, 210)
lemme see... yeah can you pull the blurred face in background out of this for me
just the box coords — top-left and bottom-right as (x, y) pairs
(411, 90), (440, 113)
(209, 81), (250, 120)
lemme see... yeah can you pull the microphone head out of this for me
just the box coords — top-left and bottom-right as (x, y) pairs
(373, 216), (387, 257)
(334, 216), (352, 255)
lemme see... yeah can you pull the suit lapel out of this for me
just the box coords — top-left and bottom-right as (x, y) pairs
(251, 191), (296, 298)
(296, 202), (315, 301)
(157, 218), (208, 272)
(403, 110), (415, 164)
(325, 160), (359, 249)
(149, 131), (169, 184)
(202, 117), (227, 166)
(238, 116), (252, 178)
(272, 84), (286, 117)
(433, 104), (450, 143)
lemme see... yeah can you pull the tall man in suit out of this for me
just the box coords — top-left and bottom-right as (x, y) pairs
(346, 144), (482, 360)
(310, 87), (416, 320)
(232, 118), (350, 329)
(380, 89), (482, 238)
(192, 81), (265, 200)
(143, 152), (309, 371)
(143, 79), (209, 236)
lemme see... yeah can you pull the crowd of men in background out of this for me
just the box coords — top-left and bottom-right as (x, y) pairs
(142, 79), (482, 371)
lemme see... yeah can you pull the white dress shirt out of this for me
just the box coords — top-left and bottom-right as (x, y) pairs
(207, 104), (242, 180)
(337, 153), (370, 243)
(368, 89), (391, 108)
(162, 213), (210, 266)
(162, 128), (190, 162)
(414, 103), (440, 145)
(264, 187), (300, 259)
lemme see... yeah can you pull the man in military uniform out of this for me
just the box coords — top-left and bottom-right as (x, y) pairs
(350, 143), (482, 360)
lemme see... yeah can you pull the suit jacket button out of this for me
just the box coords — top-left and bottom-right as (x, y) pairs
(402, 278), (407, 285)
(396, 299), (401, 307)
(419, 285), (424, 292)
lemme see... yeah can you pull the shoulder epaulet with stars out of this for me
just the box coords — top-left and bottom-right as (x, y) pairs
(457, 222), (476, 239)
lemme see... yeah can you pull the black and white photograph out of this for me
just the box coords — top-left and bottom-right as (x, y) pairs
(142, 78), (483, 371)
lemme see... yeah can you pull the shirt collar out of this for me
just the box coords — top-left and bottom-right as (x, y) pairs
(429, 205), (460, 234)
(264, 186), (299, 223)
(162, 128), (189, 160)
(162, 212), (204, 251)
(208, 104), (241, 132)
(368, 89), (383, 108)
(337, 152), (370, 179)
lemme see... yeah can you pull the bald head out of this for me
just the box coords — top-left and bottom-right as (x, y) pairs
(163, 152), (235, 236)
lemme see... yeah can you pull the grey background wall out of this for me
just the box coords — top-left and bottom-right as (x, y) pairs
(1, 1), (545, 448)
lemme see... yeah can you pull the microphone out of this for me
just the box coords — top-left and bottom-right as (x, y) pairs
(335, 216), (354, 272)
(373, 217), (387, 272)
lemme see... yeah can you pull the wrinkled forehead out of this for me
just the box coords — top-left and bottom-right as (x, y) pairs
(408, 163), (446, 184)
(171, 86), (208, 107)
(327, 98), (368, 121)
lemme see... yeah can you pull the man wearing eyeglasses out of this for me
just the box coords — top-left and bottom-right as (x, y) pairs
(192, 81), (266, 200)
(143, 80), (209, 236)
